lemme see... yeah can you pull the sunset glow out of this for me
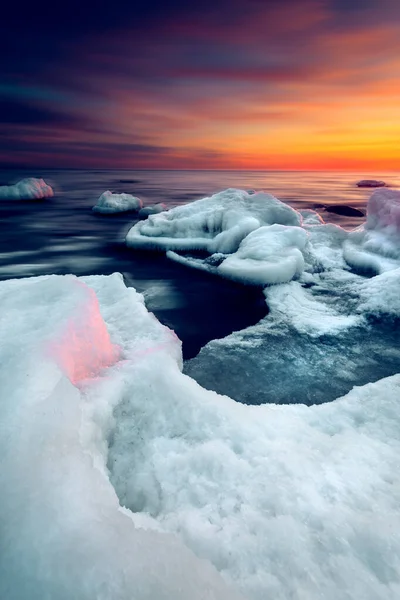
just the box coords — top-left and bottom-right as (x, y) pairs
(2, 0), (400, 170)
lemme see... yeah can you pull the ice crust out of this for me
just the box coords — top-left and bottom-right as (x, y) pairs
(126, 187), (400, 284)
(93, 191), (143, 213)
(0, 177), (53, 200)
(127, 188), (301, 256)
(139, 203), (167, 218)
(2, 185), (400, 600)
(1, 273), (399, 600)
(0, 274), (242, 600)
(344, 189), (400, 274)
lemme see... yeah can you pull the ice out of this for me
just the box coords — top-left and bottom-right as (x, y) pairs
(0, 274), (241, 600)
(0, 177), (53, 200)
(93, 190), (143, 213)
(358, 268), (400, 320)
(139, 203), (167, 218)
(126, 188), (301, 253)
(344, 189), (400, 274)
(217, 225), (308, 285)
(1, 273), (400, 600)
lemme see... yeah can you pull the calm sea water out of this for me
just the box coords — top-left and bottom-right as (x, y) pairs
(0, 169), (397, 357)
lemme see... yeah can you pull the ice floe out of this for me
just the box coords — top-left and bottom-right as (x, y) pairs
(1, 273), (399, 600)
(0, 177), (53, 200)
(93, 191), (143, 213)
(344, 188), (400, 274)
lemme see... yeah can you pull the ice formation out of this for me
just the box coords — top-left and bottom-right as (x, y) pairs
(1, 273), (399, 600)
(344, 188), (400, 274)
(127, 186), (400, 286)
(126, 188), (301, 254)
(0, 177), (53, 200)
(139, 203), (167, 218)
(0, 274), (241, 600)
(93, 191), (143, 213)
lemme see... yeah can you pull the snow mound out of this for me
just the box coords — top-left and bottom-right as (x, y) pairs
(217, 225), (308, 285)
(93, 191), (143, 214)
(126, 188), (301, 253)
(344, 188), (400, 274)
(0, 177), (54, 200)
(358, 268), (400, 319)
(139, 203), (167, 218)
(0, 274), (241, 600)
(1, 274), (400, 600)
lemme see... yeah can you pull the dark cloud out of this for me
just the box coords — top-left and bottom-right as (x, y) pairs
(0, 99), (85, 127)
(1, 0), (400, 168)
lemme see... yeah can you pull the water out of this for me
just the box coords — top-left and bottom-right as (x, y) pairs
(0, 169), (398, 359)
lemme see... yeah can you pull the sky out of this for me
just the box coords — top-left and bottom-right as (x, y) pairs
(1, 0), (400, 170)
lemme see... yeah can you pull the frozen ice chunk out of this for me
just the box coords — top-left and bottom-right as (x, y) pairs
(0, 274), (241, 600)
(358, 268), (400, 320)
(217, 225), (308, 285)
(299, 209), (324, 225)
(139, 203), (167, 218)
(344, 189), (400, 274)
(93, 190), (143, 213)
(0, 177), (53, 200)
(126, 188), (301, 253)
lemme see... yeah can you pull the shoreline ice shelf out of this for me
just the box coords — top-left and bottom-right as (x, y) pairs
(0, 272), (399, 600)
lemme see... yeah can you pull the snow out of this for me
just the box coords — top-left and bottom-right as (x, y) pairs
(1, 273), (400, 600)
(139, 203), (167, 218)
(217, 225), (308, 285)
(0, 273), (241, 600)
(0, 177), (53, 200)
(344, 189), (400, 274)
(93, 190), (143, 213)
(126, 188), (301, 253)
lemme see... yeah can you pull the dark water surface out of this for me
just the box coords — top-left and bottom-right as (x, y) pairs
(0, 169), (398, 359)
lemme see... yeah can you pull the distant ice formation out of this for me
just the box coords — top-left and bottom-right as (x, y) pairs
(93, 191), (143, 213)
(1, 272), (400, 600)
(0, 177), (54, 200)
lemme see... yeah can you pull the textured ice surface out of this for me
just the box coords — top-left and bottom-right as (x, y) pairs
(344, 188), (400, 274)
(126, 188), (301, 254)
(0, 177), (53, 200)
(0, 274), (241, 600)
(217, 225), (308, 285)
(93, 190), (143, 213)
(139, 203), (167, 218)
(1, 274), (400, 600)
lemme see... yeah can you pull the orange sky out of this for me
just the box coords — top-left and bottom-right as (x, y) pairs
(2, 0), (400, 170)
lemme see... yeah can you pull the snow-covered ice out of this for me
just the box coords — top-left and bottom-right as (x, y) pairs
(139, 203), (167, 218)
(126, 188), (301, 253)
(0, 177), (53, 200)
(344, 188), (400, 274)
(1, 273), (400, 600)
(0, 274), (241, 600)
(93, 190), (143, 213)
(2, 184), (400, 600)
